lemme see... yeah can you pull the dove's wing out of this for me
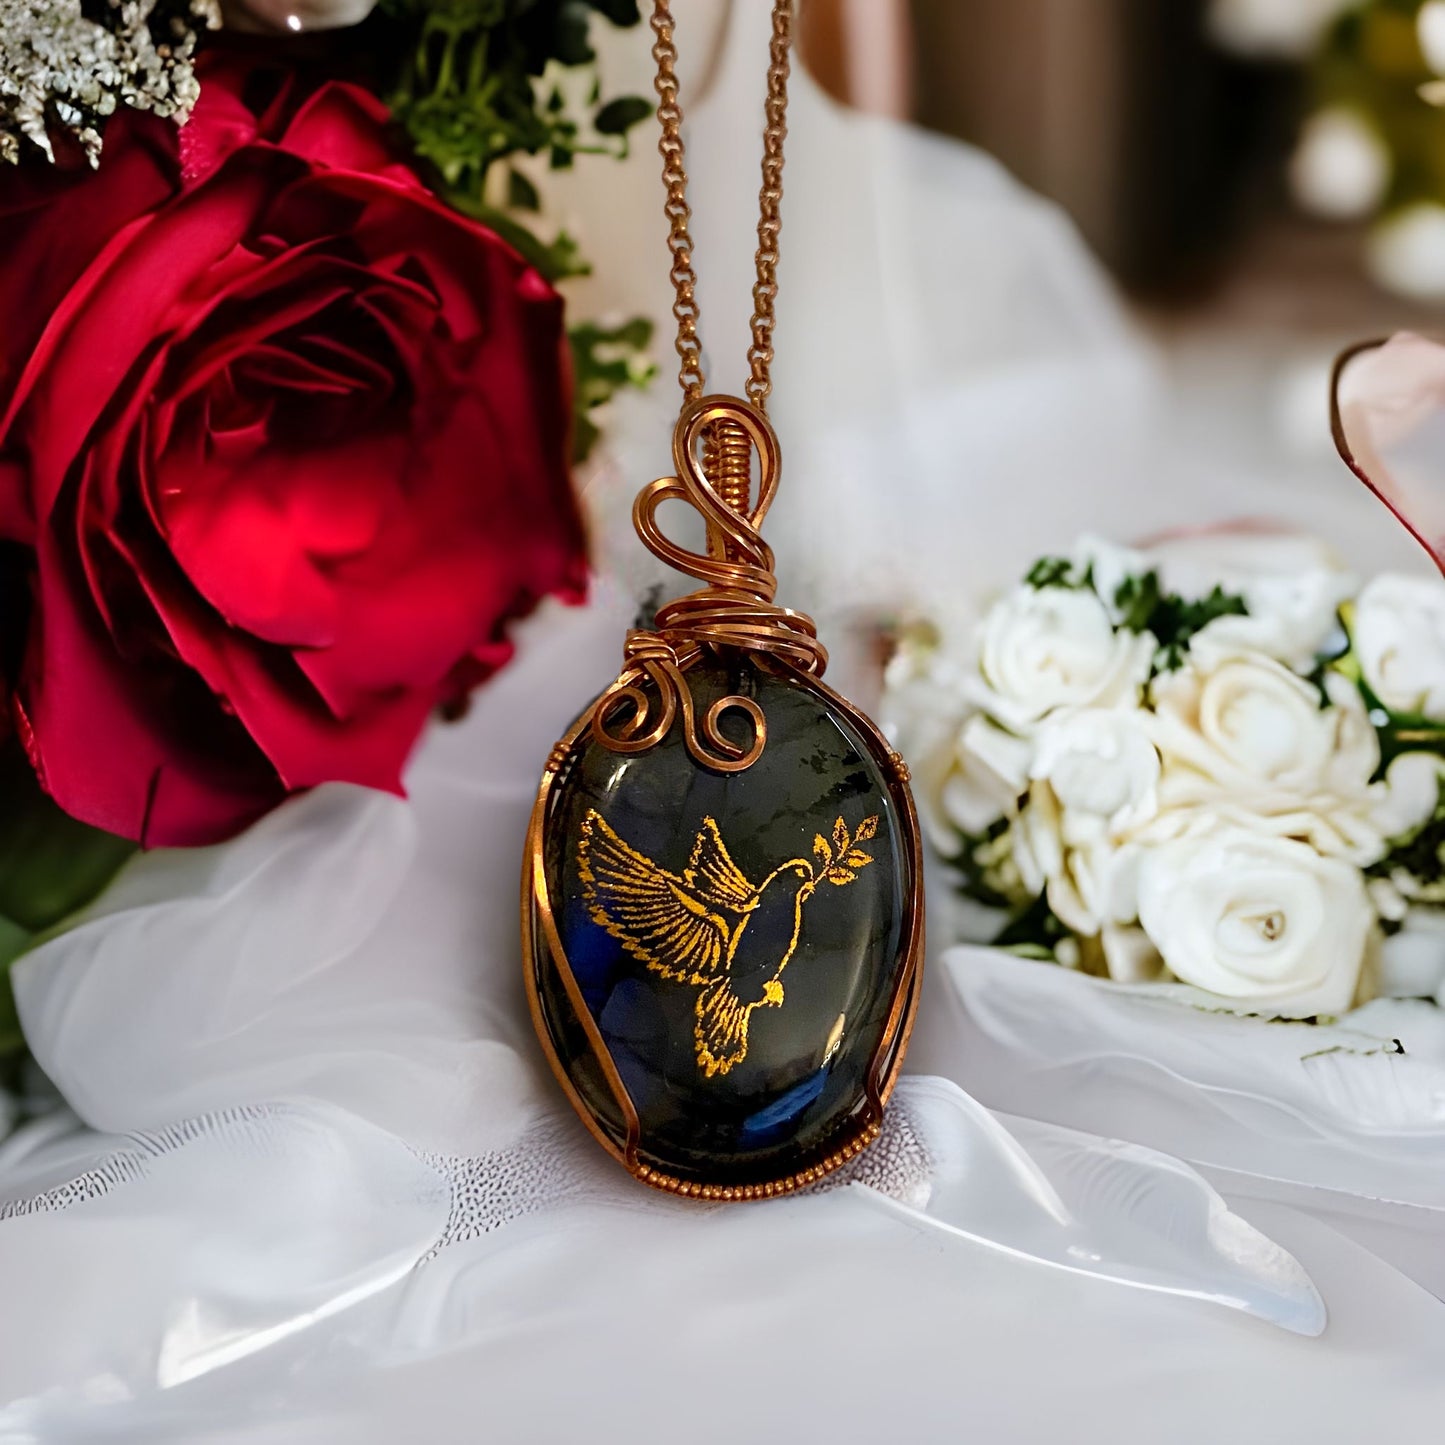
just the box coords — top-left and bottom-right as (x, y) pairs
(684, 817), (758, 910)
(579, 811), (733, 986)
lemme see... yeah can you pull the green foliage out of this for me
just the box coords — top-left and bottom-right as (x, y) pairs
(380, 0), (653, 456)
(568, 316), (655, 462)
(1332, 601), (1445, 773)
(0, 915), (29, 1063)
(1371, 783), (1445, 901)
(0, 754), (135, 933)
(1021, 556), (1249, 674)
(1112, 571), (1248, 673)
(1024, 556), (1094, 591)
(1367, 702), (1445, 776)
(382, 0), (648, 267)
(948, 816), (1023, 911)
(594, 94), (652, 135)
(0, 747), (136, 1072)
(991, 891), (1071, 955)
(1312, 0), (1445, 215)
(506, 166), (541, 211)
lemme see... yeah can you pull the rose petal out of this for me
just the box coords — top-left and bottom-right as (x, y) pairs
(0, 110), (178, 435)
(19, 527), (285, 847)
(280, 82), (418, 184)
(1333, 331), (1445, 575)
(3, 59), (586, 845)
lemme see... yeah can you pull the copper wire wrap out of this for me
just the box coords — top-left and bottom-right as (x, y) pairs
(592, 3), (804, 775)
(589, 395), (826, 774)
(701, 417), (753, 548)
(650, 0), (793, 409)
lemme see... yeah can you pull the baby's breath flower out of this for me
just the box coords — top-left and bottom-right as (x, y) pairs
(0, 0), (218, 167)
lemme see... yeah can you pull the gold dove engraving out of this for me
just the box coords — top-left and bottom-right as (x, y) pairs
(577, 810), (878, 1078)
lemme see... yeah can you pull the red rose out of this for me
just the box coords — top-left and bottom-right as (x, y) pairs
(0, 57), (586, 845)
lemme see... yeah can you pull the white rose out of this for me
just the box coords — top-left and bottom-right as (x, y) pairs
(1353, 573), (1445, 719)
(1149, 531), (1354, 669)
(1012, 782), (1149, 938)
(1377, 910), (1445, 1003)
(1030, 709), (1160, 836)
(1100, 923), (1165, 984)
(1147, 639), (1384, 863)
(1422, 1), (1445, 74)
(1071, 534), (1149, 621)
(935, 719), (1026, 843)
(1136, 825), (1372, 1017)
(882, 626), (1020, 851)
(1289, 108), (1390, 222)
(1013, 785), (1117, 935)
(1208, 0), (1356, 58)
(1010, 711), (1160, 937)
(968, 585), (1154, 734)
(1368, 204), (1445, 301)
(1373, 752), (1443, 841)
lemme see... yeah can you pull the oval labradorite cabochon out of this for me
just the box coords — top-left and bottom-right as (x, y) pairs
(525, 654), (922, 1194)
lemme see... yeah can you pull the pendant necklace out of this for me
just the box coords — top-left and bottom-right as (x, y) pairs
(523, 0), (925, 1199)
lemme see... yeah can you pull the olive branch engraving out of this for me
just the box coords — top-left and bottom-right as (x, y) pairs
(812, 814), (879, 887)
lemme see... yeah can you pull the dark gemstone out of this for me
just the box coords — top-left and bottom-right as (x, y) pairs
(529, 654), (918, 1188)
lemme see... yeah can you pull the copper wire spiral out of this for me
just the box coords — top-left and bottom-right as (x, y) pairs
(589, 395), (826, 773)
(701, 417), (753, 533)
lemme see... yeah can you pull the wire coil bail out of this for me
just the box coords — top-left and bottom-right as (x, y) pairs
(588, 394), (826, 773)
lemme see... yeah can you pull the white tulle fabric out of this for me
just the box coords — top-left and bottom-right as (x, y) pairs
(4, 592), (1445, 1443)
(3, 8), (1445, 1436)
(916, 945), (1445, 1295)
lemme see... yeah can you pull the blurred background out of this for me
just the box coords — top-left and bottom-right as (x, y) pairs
(800, 0), (1444, 505)
(813, 0), (1444, 310)
(558, 0), (1445, 628)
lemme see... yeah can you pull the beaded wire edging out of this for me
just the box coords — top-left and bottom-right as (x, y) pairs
(633, 1118), (883, 1200)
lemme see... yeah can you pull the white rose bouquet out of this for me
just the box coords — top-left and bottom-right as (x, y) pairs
(885, 533), (1445, 1023)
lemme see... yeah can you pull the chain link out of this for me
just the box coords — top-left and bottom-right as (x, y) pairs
(649, 0), (794, 411)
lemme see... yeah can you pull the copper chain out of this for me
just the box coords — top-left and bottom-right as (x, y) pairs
(649, 0), (794, 411)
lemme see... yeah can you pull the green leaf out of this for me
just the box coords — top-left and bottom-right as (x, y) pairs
(594, 95), (652, 136)
(1023, 555), (1096, 594)
(568, 314), (656, 460)
(587, 0), (642, 25)
(610, 316), (654, 349)
(507, 167), (541, 211)
(553, 1), (595, 65)
(1110, 569), (1247, 674)
(1025, 556), (1081, 590)
(447, 195), (592, 281)
(1113, 569), (1162, 634)
(1347, 667), (1445, 776)
(0, 915), (32, 1065)
(0, 751), (135, 934)
(0, 914), (31, 971)
(1370, 777), (1445, 900)
(991, 892), (1069, 952)
(378, 0), (654, 460)
(570, 409), (601, 464)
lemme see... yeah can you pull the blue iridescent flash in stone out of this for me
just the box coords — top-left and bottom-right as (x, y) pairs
(531, 655), (913, 1188)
